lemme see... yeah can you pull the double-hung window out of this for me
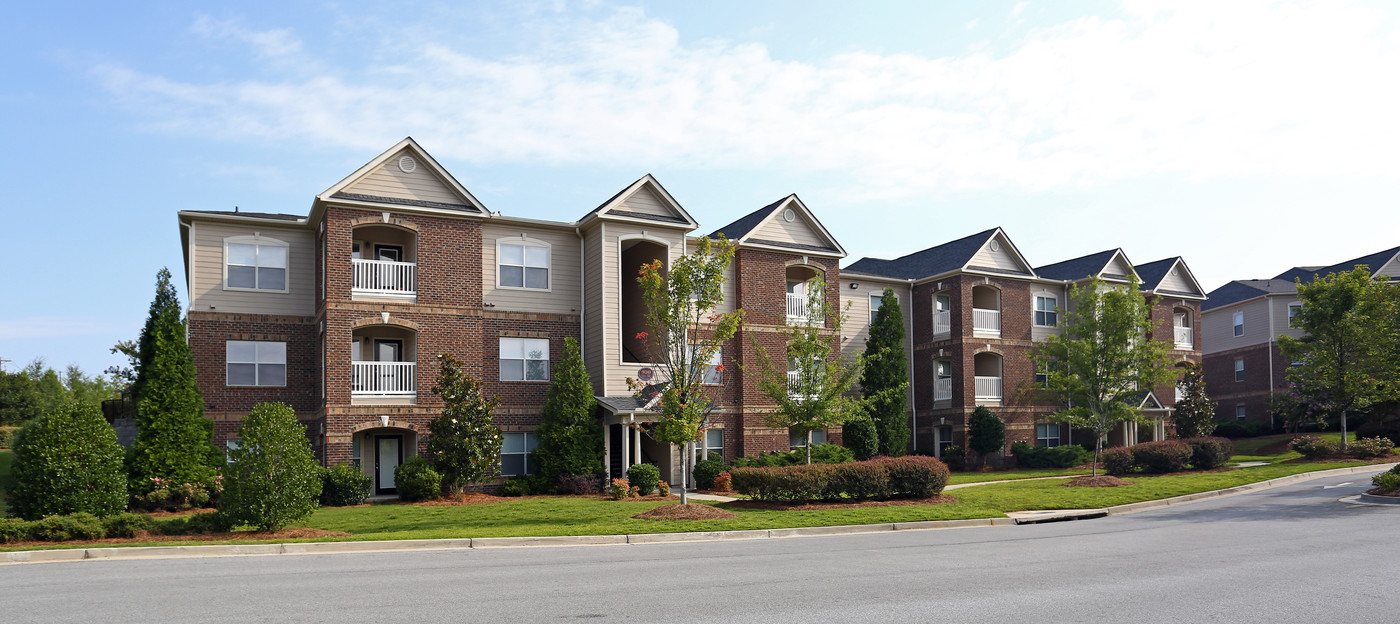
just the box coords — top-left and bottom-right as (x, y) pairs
(1034, 295), (1057, 327)
(869, 293), (883, 324)
(692, 346), (723, 385)
(226, 341), (287, 387)
(1232, 311), (1244, 337)
(226, 237), (288, 291)
(1288, 303), (1302, 327)
(789, 428), (826, 449)
(500, 432), (539, 476)
(500, 338), (549, 381)
(1036, 423), (1061, 448)
(498, 240), (550, 290)
(1235, 405), (1247, 420)
(1234, 359), (1245, 382)
(694, 429), (724, 463)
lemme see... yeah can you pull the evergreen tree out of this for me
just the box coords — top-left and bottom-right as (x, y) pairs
(842, 416), (879, 461)
(967, 406), (1006, 465)
(428, 353), (504, 495)
(532, 337), (602, 483)
(128, 268), (218, 493)
(9, 399), (128, 520)
(221, 402), (323, 532)
(0, 369), (40, 426)
(1171, 362), (1217, 438)
(862, 288), (910, 456)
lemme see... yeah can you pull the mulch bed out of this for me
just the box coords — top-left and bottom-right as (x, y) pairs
(632, 503), (739, 520)
(2, 528), (350, 549)
(718, 495), (956, 511)
(1063, 475), (1133, 487)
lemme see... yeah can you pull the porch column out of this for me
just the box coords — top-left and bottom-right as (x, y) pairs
(632, 427), (642, 466)
(622, 424), (630, 470)
(603, 423), (611, 480)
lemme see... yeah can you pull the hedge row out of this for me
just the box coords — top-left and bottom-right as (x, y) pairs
(0, 511), (235, 544)
(730, 456), (949, 502)
(1103, 437), (1235, 475)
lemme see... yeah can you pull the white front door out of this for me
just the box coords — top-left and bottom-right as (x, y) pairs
(376, 435), (402, 494)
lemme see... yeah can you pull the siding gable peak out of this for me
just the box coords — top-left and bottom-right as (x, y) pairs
(317, 137), (487, 214)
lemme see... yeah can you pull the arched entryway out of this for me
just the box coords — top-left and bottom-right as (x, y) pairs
(350, 422), (420, 496)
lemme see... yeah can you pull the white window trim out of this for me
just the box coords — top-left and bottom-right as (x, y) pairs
(1036, 423), (1061, 447)
(695, 428), (724, 463)
(226, 340), (288, 387)
(223, 235), (290, 294)
(1232, 311), (1245, 337)
(1235, 405), (1247, 420)
(1287, 301), (1303, 327)
(869, 293), (883, 324)
(1033, 293), (1058, 328)
(496, 236), (552, 292)
(500, 431), (539, 476)
(500, 337), (551, 382)
(1234, 358), (1245, 382)
(693, 345), (724, 386)
(789, 428), (827, 449)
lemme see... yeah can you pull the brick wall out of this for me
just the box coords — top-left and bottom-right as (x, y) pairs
(1203, 342), (1284, 424)
(188, 311), (320, 416)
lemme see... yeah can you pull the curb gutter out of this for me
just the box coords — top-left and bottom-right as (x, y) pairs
(4, 463), (1392, 565)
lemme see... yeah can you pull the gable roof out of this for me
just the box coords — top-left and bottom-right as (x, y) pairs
(1136, 257), (1206, 299)
(1310, 245), (1400, 280)
(708, 194), (846, 257)
(1273, 266), (1326, 282)
(1034, 249), (1136, 282)
(581, 174), (698, 229)
(317, 137), (487, 214)
(844, 227), (1033, 280)
(1202, 279), (1298, 311)
(710, 197), (784, 240)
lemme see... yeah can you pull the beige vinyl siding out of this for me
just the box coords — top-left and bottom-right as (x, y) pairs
(751, 210), (828, 248)
(1270, 295), (1307, 341)
(1103, 254), (1134, 277)
(582, 224), (606, 393)
(342, 148), (467, 206)
(600, 222), (685, 396)
(713, 263), (736, 314)
(1158, 263), (1200, 295)
(190, 221), (315, 316)
(839, 280), (910, 360)
(482, 223), (581, 314)
(1030, 286), (1066, 342)
(969, 233), (1025, 273)
(615, 187), (677, 218)
(1201, 299), (1271, 354)
(1375, 254), (1400, 279)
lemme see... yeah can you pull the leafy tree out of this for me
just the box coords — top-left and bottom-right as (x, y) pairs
(63, 364), (118, 409)
(630, 235), (744, 504)
(842, 416), (879, 461)
(966, 406), (1005, 465)
(1031, 276), (1179, 476)
(8, 399), (128, 520)
(1268, 389), (1323, 434)
(532, 337), (603, 483)
(128, 268), (219, 492)
(0, 369), (40, 426)
(427, 353), (504, 495)
(862, 288), (911, 456)
(749, 277), (874, 464)
(23, 360), (67, 418)
(1279, 268), (1400, 452)
(220, 402), (322, 532)
(1171, 362), (1218, 438)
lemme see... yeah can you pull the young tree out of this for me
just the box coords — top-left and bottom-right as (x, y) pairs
(0, 368), (40, 426)
(427, 353), (504, 495)
(966, 406), (1006, 466)
(630, 236), (744, 504)
(128, 268), (219, 492)
(1279, 268), (1400, 452)
(862, 288), (910, 456)
(22, 359), (67, 418)
(531, 337), (603, 483)
(9, 399), (128, 520)
(220, 402), (323, 532)
(748, 277), (872, 464)
(1171, 362), (1218, 439)
(1031, 276), (1179, 476)
(1268, 388), (1325, 434)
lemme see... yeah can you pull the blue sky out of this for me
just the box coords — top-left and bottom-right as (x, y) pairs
(3, 0), (1399, 376)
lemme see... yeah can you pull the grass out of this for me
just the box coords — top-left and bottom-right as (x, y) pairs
(947, 467), (1088, 485)
(1229, 431), (1358, 463)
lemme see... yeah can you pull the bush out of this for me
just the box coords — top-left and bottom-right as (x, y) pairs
(500, 474), (551, 497)
(731, 444), (856, 468)
(940, 445), (966, 471)
(1132, 440), (1194, 474)
(608, 478), (633, 500)
(29, 512), (105, 542)
(657, 480), (670, 497)
(1348, 436), (1395, 459)
(178, 511), (235, 534)
(8, 400), (128, 520)
(1356, 416), (1400, 446)
(219, 402), (323, 532)
(877, 456), (950, 499)
(967, 407), (1005, 459)
(132, 476), (219, 512)
(830, 462), (891, 500)
(731, 456), (947, 501)
(1101, 447), (1136, 475)
(102, 512), (157, 538)
(320, 464), (373, 507)
(1212, 419), (1273, 439)
(395, 456), (443, 502)
(842, 417), (879, 461)
(1183, 437), (1235, 470)
(0, 518), (30, 543)
(713, 471), (732, 492)
(731, 464), (834, 501)
(1289, 435), (1337, 459)
(0, 425), (20, 449)
(627, 464), (661, 496)
(1372, 472), (1400, 495)
(1010, 442), (1094, 469)
(556, 474), (603, 495)
(693, 458), (726, 490)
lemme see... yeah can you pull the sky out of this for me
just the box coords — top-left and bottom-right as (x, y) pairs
(2, 0), (1399, 377)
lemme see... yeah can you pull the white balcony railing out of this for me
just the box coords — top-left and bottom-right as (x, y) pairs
(974, 376), (1003, 401)
(1175, 384), (1186, 403)
(933, 311), (951, 335)
(352, 361), (416, 396)
(786, 292), (823, 325)
(972, 308), (1000, 335)
(934, 377), (953, 401)
(352, 259), (417, 296)
(1174, 326), (1192, 349)
(787, 369), (805, 399)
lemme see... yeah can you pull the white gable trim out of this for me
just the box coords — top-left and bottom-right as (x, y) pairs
(1371, 249), (1400, 278)
(593, 175), (699, 229)
(1149, 258), (1207, 299)
(316, 137), (488, 213)
(1137, 392), (1166, 410)
(957, 228), (1037, 278)
(734, 195), (848, 257)
(1098, 249), (1141, 282)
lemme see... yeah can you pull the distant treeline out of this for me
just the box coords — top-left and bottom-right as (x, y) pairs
(0, 360), (120, 426)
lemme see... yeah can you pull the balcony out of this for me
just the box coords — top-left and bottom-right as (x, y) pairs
(352, 259), (417, 298)
(933, 311), (951, 336)
(352, 361), (416, 397)
(974, 376), (1003, 401)
(1174, 326), (1192, 349)
(786, 292), (824, 326)
(787, 369), (817, 401)
(934, 377), (952, 401)
(972, 308), (1001, 337)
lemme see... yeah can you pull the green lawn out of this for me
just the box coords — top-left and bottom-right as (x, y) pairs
(1229, 431), (1358, 463)
(947, 467), (1088, 485)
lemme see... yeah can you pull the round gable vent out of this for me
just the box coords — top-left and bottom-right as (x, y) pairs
(398, 156), (417, 173)
(783, 208), (796, 222)
(990, 240), (1001, 252)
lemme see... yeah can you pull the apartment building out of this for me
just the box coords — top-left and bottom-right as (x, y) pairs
(1201, 246), (1400, 427)
(840, 230), (1206, 458)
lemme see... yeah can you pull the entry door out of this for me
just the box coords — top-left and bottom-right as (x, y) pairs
(375, 435), (403, 495)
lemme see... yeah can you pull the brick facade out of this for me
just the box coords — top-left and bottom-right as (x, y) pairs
(1203, 342), (1284, 425)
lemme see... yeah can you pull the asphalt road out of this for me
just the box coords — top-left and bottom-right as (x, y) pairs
(3, 469), (1396, 623)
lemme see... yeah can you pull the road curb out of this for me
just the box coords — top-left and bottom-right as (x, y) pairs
(1103, 463), (1396, 517)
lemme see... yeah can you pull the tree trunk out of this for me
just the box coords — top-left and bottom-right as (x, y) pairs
(806, 430), (813, 465)
(1093, 438), (1102, 477)
(1340, 411), (1349, 452)
(679, 442), (689, 505)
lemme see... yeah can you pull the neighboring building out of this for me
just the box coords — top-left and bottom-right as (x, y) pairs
(841, 230), (1206, 458)
(1201, 246), (1400, 427)
(178, 138), (850, 493)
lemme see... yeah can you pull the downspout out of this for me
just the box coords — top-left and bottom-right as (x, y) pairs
(1267, 296), (1275, 431)
(575, 226), (585, 358)
(906, 278), (917, 453)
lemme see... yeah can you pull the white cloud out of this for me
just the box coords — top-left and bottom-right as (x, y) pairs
(0, 317), (126, 340)
(94, 2), (1400, 197)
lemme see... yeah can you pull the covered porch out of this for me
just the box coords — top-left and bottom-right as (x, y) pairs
(597, 396), (682, 487)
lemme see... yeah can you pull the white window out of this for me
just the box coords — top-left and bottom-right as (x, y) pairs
(692, 346), (723, 385)
(869, 293), (883, 324)
(498, 240), (550, 290)
(1234, 358), (1245, 382)
(224, 439), (241, 464)
(1034, 295), (1057, 327)
(694, 429), (724, 463)
(500, 338), (549, 381)
(790, 428), (827, 449)
(1232, 311), (1244, 337)
(500, 432), (540, 476)
(1235, 405), (1247, 420)
(226, 341), (287, 387)
(225, 237), (288, 291)
(1036, 423), (1061, 448)
(1288, 303), (1302, 326)
(1034, 363), (1049, 386)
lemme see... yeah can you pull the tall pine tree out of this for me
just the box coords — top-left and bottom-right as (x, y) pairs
(532, 337), (603, 483)
(128, 268), (218, 493)
(862, 288), (910, 456)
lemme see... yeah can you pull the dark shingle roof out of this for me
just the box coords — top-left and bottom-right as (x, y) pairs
(185, 210), (306, 222)
(709, 196), (787, 240)
(1312, 246), (1400, 280)
(1034, 250), (1119, 281)
(1134, 257), (1180, 289)
(1273, 266), (1326, 282)
(1202, 279), (1298, 311)
(596, 395), (649, 413)
(843, 228), (999, 280)
(330, 192), (481, 213)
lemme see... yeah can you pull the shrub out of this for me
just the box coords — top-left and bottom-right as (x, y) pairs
(102, 512), (157, 538)
(184, 511), (235, 534)
(1183, 437), (1235, 470)
(0, 425), (20, 449)
(500, 476), (535, 497)
(1101, 447), (1136, 475)
(1289, 435), (1337, 459)
(8, 400), (128, 520)
(693, 458), (726, 490)
(730, 457), (947, 501)
(220, 402), (323, 532)
(731, 444), (855, 468)
(731, 464), (834, 501)
(531, 338), (603, 483)
(608, 478), (632, 500)
(395, 456), (443, 502)
(132, 476), (218, 512)
(967, 407), (1006, 460)
(1348, 436), (1395, 459)
(657, 480), (670, 497)
(29, 512), (105, 542)
(320, 464), (373, 507)
(1212, 419), (1272, 439)
(713, 471), (732, 492)
(842, 417), (879, 461)
(877, 456), (950, 499)
(830, 461), (891, 500)
(627, 464), (661, 496)
(556, 474), (603, 495)
(0, 518), (30, 543)
(940, 445), (966, 471)
(1010, 442), (1094, 469)
(1356, 415), (1400, 446)
(1372, 472), (1400, 495)
(1132, 440), (1194, 474)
